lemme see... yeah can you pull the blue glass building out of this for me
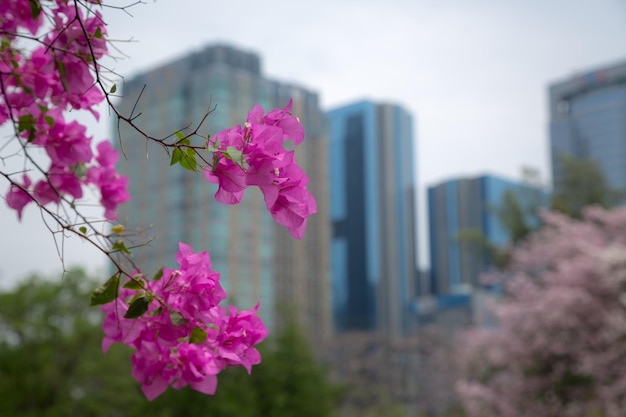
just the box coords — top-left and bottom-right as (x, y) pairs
(549, 60), (626, 193)
(327, 100), (417, 339)
(428, 174), (546, 296)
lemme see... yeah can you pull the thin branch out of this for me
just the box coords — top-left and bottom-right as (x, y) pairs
(0, 0), (219, 294)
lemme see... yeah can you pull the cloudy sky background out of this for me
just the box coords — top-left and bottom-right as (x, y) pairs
(1, 0), (626, 284)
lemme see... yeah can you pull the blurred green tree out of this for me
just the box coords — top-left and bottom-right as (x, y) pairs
(0, 269), (141, 417)
(0, 270), (341, 417)
(457, 157), (620, 271)
(496, 189), (540, 245)
(551, 155), (622, 219)
(138, 321), (341, 417)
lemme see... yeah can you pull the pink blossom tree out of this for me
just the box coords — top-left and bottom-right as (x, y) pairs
(1, 0), (316, 399)
(457, 206), (626, 417)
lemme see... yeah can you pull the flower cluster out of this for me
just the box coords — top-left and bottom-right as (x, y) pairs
(458, 206), (626, 417)
(205, 100), (317, 239)
(101, 243), (267, 400)
(1, 0), (129, 220)
(3, 1), (312, 403)
(87, 142), (130, 220)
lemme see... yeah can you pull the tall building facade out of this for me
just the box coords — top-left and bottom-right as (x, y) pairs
(113, 45), (331, 341)
(327, 100), (417, 339)
(549, 59), (626, 193)
(428, 174), (546, 296)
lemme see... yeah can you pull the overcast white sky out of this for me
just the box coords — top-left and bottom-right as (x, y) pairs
(1, 0), (625, 284)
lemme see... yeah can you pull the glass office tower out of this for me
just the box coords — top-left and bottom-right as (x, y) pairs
(428, 174), (547, 296)
(327, 100), (417, 339)
(549, 59), (626, 193)
(113, 45), (331, 340)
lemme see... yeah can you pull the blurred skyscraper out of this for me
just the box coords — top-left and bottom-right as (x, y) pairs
(549, 59), (626, 193)
(428, 174), (546, 296)
(113, 44), (331, 341)
(327, 100), (417, 339)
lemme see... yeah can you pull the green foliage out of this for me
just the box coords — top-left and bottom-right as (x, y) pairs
(429, 406), (467, 417)
(496, 189), (538, 245)
(455, 228), (496, 265)
(0, 270), (141, 417)
(17, 113), (36, 142)
(461, 157), (619, 270)
(28, 0), (42, 20)
(122, 274), (145, 290)
(551, 155), (622, 219)
(169, 136), (197, 171)
(130, 322), (341, 417)
(89, 272), (119, 306)
(456, 183), (548, 270)
(249, 323), (342, 417)
(0, 272), (340, 417)
(123, 293), (151, 318)
(225, 145), (244, 165)
(111, 239), (131, 254)
(455, 228), (511, 270)
(152, 267), (164, 281)
(189, 326), (207, 344)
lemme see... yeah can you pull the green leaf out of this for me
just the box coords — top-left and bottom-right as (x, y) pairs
(207, 136), (219, 153)
(190, 326), (208, 344)
(109, 83), (117, 94)
(150, 306), (163, 317)
(43, 115), (54, 127)
(94, 26), (103, 39)
(17, 114), (34, 133)
(79, 226), (87, 234)
(56, 60), (69, 92)
(28, 0), (42, 19)
(225, 146), (243, 165)
(211, 153), (219, 170)
(170, 148), (182, 166)
(124, 295), (151, 318)
(123, 274), (145, 290)
(175, 131), (186, 140)
(179, 148), (197, 171)
(112, 240), (131, 255)
(73, 162), (88, 178)
(152, 267), (164, 281)
(90, 274), (120, 306)
(170, 311), (187, 326)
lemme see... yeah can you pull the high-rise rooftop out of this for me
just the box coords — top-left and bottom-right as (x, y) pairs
(549, 59), (626, 193)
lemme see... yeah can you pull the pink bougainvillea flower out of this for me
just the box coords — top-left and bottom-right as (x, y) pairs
(0, 0), (43, 35)
(101, 243), (267, 400)
(214, 303), (268, 373)
(6, 174), (32, 220)
(154, 243), (227, 323)
(2, 1), (127, 223)
(87, 141), (130, 220)
(204, 160), (247, 205)
(45, 119), (93, 165)
(204, 100), (316, 239)
(263, 99), (305, 145)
